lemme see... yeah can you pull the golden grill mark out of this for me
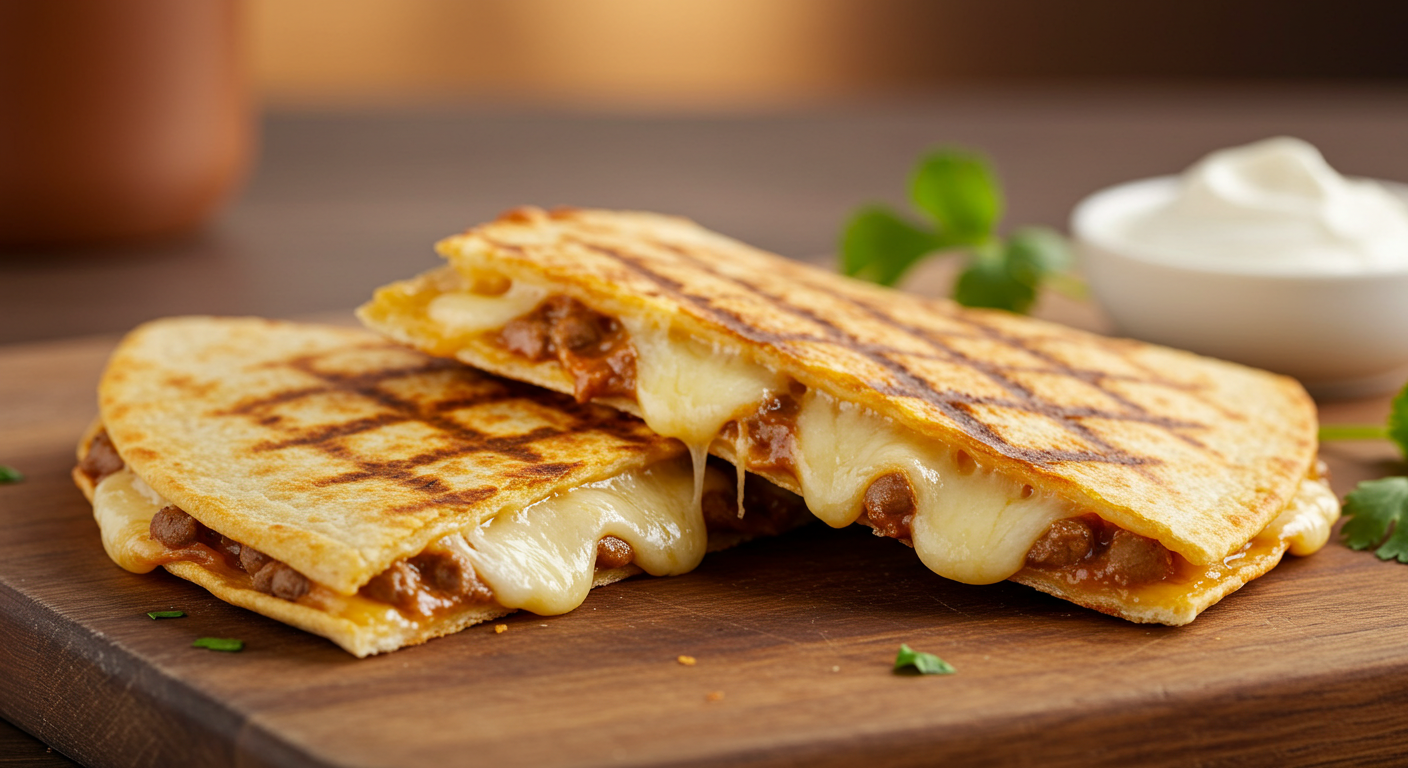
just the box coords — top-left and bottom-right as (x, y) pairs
(545, 235), (1178, 469)
(215, 343), (658, 513)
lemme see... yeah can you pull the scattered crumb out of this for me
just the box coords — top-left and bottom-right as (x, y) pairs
(705, 691), (725, 702)
(494, 624), (507, 634)
(830, 666), (840, 673)
(677, 655), (697, 666)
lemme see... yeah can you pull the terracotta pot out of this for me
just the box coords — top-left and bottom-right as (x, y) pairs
(0, 0), (252, 247)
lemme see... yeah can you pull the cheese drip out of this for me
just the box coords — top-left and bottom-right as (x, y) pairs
(626, 318), (787, 506)
(794, 392), (1070, 584)
(621, 321), (1072, 585)
(466, 456), (717, 615)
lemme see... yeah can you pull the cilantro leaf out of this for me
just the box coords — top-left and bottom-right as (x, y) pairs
(1342, 477), (1408, 562)
(909, 149), (1003, 245)
(894, 643), (956, 675)
(147, 610), (185, 619)
(840, 206), (944, 286)
(0, 465), (23, 484)
(954, 245), (1037, 314)
(1005, 227), (1072, 284)
(1387, 382), (1408, 460)
(192, 637), (244, 652)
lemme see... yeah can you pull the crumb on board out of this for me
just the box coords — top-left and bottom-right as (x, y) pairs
(705, 691), (724, 702)
(677, 655), (697, 666)
(494, 624), (507, 634)
(831, 666), (840, 673)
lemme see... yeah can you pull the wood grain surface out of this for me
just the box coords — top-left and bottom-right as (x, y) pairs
(1, 333), (1407, 768)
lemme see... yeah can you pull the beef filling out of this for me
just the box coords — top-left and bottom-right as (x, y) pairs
(148, 503), (314, 602)
(149, 505), (198, 548)
(862, 472), (917, 541)
(1025, 514), (1176, 587)
(498, 295), (637, 402)
(595, 536), (635, 570)
(730, 391), (803, 482)
(360, 550), (493, 614)
(78, 429), (125, 484)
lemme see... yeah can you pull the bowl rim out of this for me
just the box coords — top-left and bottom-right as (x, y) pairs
(1069, 175), (1408, 281)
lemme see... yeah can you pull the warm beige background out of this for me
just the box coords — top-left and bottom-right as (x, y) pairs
(249, 0), (1408, 109)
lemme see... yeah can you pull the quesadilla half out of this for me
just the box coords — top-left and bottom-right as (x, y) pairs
(74, 317), (804, 656)
(359, 206), (1340, 626)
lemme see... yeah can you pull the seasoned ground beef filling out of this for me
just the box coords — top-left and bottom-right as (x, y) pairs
(725, 390), (804, 483)
(147, 505), (314, 600)
(1024, 514), (1176, 587)
(862, 472), (917, 541)
(498, 295), (637, 402)
(361, 551), (492, 614)
(854, 475), (1178, 588)
(595, 536), (635, 570)
(78, 429), (125, 484)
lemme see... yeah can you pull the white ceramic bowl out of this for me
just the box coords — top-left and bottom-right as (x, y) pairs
(1071, 176), (1408, 398)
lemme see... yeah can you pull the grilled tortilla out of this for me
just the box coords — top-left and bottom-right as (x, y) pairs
(74, 316), (804, 656)
(359, 206), (1340, 626)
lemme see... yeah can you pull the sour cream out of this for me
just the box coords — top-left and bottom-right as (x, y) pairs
(1109, 137), (1408, 274)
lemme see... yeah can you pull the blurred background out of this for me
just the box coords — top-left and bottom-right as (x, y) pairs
(2, 0), (1408, 345)
(251, 0), (1408, 109)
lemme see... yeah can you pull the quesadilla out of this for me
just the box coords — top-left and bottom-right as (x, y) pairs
(359, 206), (1340, 626)
(74, 316), (804, 656)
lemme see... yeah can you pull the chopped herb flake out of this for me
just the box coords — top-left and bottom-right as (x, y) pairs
(147, 610), (185, 619)
(894, 643), (955, 675)
(192, 637), (244, 652)
(0, 465), (23, 484)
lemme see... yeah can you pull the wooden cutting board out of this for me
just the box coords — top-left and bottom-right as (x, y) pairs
(2, 333), (1407, 768)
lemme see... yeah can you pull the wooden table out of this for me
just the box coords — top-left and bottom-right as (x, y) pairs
(3, 88), (1408, 766)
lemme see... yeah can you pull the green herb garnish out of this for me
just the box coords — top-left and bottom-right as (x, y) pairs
(841, 147), (1076, 314)
(0, 465), (23, 484)
(893, 643), (955, 675)
(192, 637), (244, 652)
(146, 610), (185, 620)
(1318, 382), (1408, 458)
(1321, 381), (1408, 561)
(1342, 478), (1408, 562)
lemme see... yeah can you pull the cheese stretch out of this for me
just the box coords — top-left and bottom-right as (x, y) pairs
(91, 454), (711, 624)
(616, 318), (1339, 596)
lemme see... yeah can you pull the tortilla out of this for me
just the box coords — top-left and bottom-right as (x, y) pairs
(75, 317), (803, 656)
(358, 206), (1339, 625)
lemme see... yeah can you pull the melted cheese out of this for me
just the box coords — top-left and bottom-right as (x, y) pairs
(623, 323), (1070, 585)
(617, 320), (1336, 591)
(626, 319), (787, 506)
(1272, 474), (1339, 556)
(794, 392), (1070, 584)
(465, 456), (716, 615)
(427, 280), (548, 334)
(92, 456), (714, 622)
(91, 467), (173, 573)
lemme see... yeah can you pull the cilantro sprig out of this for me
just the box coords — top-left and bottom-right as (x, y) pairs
(0, 465), (23, 484)
(893, 643), (955, 675)
(1322, 381), (1408, 561)
(1343, 478), (1408, 562)
(1318, 384), (1408, 458)
(841, 148), (1078, 314)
